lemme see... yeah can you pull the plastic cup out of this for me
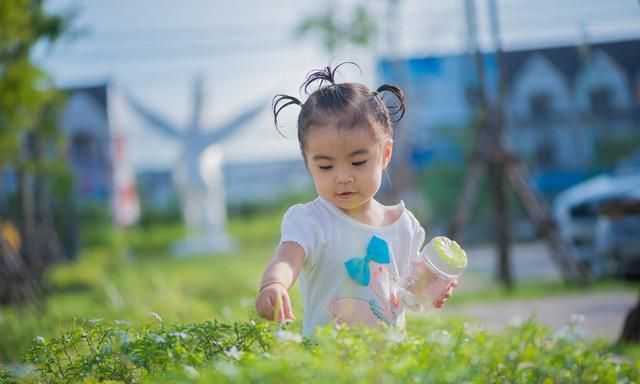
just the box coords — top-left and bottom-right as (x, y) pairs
(398, 236), (467, 312)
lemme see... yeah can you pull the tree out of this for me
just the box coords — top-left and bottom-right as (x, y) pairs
(296, 4), (377, 54)
(0, 0), (74, 307)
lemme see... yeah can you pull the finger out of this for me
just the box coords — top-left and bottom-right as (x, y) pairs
(279, 300), (287, 324)
(259, 295), (274, 321)
(273, 294), (284, 323)
(434, 296), (449, 307)
(282, 293), (295, 321)
(437, 289), (452, 302)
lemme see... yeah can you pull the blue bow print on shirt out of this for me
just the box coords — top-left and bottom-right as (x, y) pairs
(344, 236), (390, 286)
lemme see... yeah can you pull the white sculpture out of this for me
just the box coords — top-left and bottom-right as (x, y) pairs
(126, 75), (265, 256)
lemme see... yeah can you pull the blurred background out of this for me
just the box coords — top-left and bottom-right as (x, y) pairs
(1, 0), (640, 364)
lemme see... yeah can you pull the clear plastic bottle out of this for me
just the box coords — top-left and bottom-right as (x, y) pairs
(398, 236), (468, 312)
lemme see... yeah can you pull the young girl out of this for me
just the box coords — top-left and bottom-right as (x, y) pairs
(255, 63), (456, 334)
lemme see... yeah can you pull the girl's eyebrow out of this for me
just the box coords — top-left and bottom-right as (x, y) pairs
(348, 148), (369, 157)
(312, 148), (369, 161)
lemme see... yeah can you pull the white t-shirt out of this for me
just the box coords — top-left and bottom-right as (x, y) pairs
(279, 196), (425, 335)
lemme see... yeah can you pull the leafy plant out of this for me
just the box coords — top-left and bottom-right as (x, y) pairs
(2, 316), (636, 383)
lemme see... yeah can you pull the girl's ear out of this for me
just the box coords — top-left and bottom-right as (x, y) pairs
(383, 139), (393, 169)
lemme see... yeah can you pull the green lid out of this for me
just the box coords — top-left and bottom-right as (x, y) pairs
(433, 236), (467, 267)
(423, 236), (468, 276)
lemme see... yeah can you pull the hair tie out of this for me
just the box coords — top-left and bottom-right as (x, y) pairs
(326, 66), (336, 85)
(371, 91), (379, 96)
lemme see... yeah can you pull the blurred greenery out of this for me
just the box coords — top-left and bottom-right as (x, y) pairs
(296, 4), (376, 53)
(1, 207), (638, 369)
(2, 309), (639, 383)
(595, 131), (640, 169)
(0, 0), (80, 309)
(2, 3), (640, 380)
(418, 164), (531, 243)
(0, 208), (286, 363)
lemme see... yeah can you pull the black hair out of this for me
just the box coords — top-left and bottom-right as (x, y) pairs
(272, 62), (406, 157)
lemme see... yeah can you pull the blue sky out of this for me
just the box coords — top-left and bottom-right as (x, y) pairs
(37, 0), (640, 170)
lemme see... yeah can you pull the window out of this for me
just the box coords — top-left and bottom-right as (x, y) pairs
(590, 87), (614, 120)
(529, 93), (553, 125)
(529, 93), (555, 167)
(70, 132), (95, 161)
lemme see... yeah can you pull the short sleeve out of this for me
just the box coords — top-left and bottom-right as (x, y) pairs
(279, 204), (318, 262)
(407, 213), (426, 268)
(413, 224), (426, 258)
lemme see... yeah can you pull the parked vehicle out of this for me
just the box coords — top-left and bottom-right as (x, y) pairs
(594, 196), (640, 280)
(552, 169), (640, 278)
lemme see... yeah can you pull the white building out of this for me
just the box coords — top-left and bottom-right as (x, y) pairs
(61, 82), (140, 226)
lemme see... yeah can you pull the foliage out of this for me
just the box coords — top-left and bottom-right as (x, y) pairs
(0, 0), (77, 308)
(0, 219), (274, 363)
(0, 0), (72, 165)
(137, 200), (182, 228)
(22, 319), (271, 383)
(124, 223), (184, 258)
(595, 131), (640, 170)
(1, 214), (639, 381)
(0, 316), (636, 383)
(296, 5), (376, 53)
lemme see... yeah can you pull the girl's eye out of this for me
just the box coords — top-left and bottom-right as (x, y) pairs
(352, 160), (367, 167)
(318, 165), (333, 170)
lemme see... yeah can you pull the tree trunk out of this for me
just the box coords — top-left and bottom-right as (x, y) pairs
(0, 231), (38, 307)
(33, 132), (65, 271)
(2, 132), (66, 307)
(18, 167), (39, 274)
(489, 160), (512, 289)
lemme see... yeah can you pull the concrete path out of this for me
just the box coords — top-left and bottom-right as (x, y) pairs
(436, 240), (638, 341)
(440, 290), (637, 341)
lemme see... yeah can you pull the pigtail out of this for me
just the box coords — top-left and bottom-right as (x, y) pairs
(272, 94), (302, 136)
(301, 62), (361, 94)
(376, 84), (406, 122)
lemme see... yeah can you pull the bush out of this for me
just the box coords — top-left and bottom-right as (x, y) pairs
(2, 317), (637, 383)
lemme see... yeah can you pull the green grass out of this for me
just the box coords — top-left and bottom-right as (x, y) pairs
(3, 316), (638, 383)
(0, 214), (292, 364)
(1, 210), (639, 381)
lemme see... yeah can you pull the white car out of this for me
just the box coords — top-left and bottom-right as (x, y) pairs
(552, 169), (640, 278)
(594, 197), (640, 279)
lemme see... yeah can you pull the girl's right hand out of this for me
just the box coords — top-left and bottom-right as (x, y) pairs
(255, 282), (296, 323)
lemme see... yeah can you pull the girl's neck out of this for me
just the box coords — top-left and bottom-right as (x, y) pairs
(338, 198), (390, 227)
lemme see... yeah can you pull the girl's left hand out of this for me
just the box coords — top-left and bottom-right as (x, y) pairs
(433, 279), (458, 308)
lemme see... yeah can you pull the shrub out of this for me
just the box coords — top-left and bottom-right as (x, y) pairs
(2, 317), (637, 383)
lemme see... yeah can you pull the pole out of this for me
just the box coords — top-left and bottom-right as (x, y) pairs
(486, 0), (512, 288)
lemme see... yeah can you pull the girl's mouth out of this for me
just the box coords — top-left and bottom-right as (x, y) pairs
(337, 192), (356, 199)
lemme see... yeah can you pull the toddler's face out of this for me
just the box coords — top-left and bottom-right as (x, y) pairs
(304, 124), (392, 215)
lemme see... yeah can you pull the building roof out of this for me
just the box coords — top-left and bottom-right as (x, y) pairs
(503, 38), (640, 86)
(62, 84), (108, 115)
(381, 38), (640, 88)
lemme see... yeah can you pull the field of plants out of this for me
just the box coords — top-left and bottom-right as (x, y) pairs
(1, 211), (639, 383)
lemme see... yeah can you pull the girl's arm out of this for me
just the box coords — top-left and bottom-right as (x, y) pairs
(255, 242), (304, 322)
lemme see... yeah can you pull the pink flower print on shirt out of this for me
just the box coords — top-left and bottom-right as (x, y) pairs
(327, 235), (402, 328)
(327, 261), (401, 328)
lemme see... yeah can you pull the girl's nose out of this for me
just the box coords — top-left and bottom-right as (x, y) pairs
(336, 168), (354, 184)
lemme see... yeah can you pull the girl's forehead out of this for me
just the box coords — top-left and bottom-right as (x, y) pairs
(306, 123), (379, 145)
(304, 124), (387, 157)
